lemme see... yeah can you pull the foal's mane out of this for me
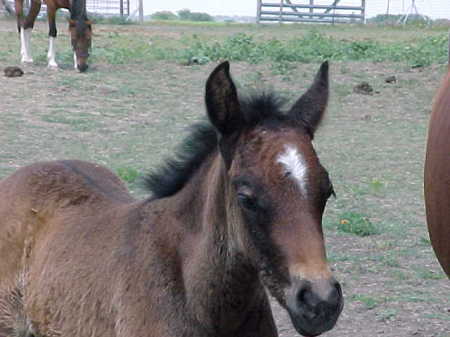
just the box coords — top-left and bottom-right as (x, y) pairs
(145, 92), (289, 199)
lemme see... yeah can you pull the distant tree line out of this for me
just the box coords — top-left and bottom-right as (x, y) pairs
(368, 14), (430, 25)
(151, 9), (214, 22)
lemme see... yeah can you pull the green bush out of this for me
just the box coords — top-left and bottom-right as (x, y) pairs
(178, 30), (448, 67)
(177, 9), (214, 22)
(90, 14), (134, 25)
(151, 11), (178, 21)
(368, 14), (430, 25)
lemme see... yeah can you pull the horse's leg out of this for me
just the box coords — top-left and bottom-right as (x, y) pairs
(14, 0), (29, 62)
(46, 5), (58, 68)
(73, 52), (77, 70)
(15, 0), (41, 63)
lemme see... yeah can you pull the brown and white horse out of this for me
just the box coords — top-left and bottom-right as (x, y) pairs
(0, 62), (343, 337)
(424, 50), (450, 278)
(15, 0), (91, 71)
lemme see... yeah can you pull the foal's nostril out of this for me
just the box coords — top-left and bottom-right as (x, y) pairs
(296, 286), (307, 305)
(327, 281), (342, 308)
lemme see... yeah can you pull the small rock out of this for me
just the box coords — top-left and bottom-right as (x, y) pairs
(385, 75), (397, 83)
(4, 66), (24, 77)
(353, 81), (374, 95)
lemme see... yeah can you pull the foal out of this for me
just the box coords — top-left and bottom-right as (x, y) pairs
(0, 62), (342, 337)
(15, 0), (91, 71)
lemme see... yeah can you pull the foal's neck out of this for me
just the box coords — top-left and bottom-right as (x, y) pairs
(70, 0), (86, 19)
(174, 152), (263, 333)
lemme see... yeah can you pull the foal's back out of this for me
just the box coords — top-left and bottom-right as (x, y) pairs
(0, 160), (136, 336)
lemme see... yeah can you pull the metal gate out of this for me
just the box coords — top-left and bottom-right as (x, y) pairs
(257, 0), (366, 24)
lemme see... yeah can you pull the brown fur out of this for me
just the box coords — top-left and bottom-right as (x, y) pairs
(424, 68), (450, 278)
(0, 62), (342, 337)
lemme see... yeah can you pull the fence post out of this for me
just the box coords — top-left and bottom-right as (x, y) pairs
(120, 0), (123, 17)
(279, 0), (283, 24)
(138, 0), (143, 23)
(361, 0), (366, 23)
(256, 0), (261, 24)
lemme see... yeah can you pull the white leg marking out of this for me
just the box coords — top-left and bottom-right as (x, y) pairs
(73, 52), (78, 70)
(47, 37), (58, 68)
(20, 28), (33, 63)
(277, 144), (308, 194)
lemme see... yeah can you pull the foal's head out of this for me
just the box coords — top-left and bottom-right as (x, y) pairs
(69, 18), (92, 72)
(206, 62), (343, 336)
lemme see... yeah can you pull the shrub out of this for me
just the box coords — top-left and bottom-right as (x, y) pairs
(151, 11), (177, 21)
(178, 30), (448, 67)
(177, 9), (213, 22)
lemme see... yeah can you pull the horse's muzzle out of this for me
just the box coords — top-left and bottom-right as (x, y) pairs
(285, 277), (343, 336)
(78, 63), (89, 72)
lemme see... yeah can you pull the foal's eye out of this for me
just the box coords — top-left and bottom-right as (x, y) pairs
(237, 192), (258, 211)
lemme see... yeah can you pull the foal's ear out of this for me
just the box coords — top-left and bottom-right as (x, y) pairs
(205, 61), (241, 135)
(289, 61), (329, 136)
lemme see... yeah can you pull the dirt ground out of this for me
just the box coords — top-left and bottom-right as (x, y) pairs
(0, 19), (449, 337)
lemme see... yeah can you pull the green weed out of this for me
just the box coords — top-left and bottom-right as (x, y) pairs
(377, 309), (397, 322)
(337, 211), (379, 236)
(381, 254), (401, 268)
(116, 167), (139, 183)
(414, 267), (446, 280)
(418, 236), (432, 246)
(351, 294), (378, 309)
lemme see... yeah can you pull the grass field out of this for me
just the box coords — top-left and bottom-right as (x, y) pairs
(0, 18), (449, 337)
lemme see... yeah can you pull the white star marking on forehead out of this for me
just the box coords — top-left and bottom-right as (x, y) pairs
(277, 144), (308, 194)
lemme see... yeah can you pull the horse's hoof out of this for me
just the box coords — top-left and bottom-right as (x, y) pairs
(47, 63), (59, 69)
(21, 57), (33, 64)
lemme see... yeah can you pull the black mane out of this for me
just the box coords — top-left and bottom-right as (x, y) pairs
(144, 92), (289, 199)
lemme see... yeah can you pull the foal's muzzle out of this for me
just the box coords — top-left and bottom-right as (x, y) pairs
(286, 278), (343, 336)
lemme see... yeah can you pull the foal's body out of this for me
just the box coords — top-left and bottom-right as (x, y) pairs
(0, 159), (276, 336)
(0, 62), (342, 336)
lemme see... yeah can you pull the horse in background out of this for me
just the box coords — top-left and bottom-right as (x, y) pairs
(15, 0), (91, 72)
(424, 42), (450, 278)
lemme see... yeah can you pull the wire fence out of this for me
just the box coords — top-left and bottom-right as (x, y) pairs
(366, 0), (450, 20)
(1, 0), (142, 19)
